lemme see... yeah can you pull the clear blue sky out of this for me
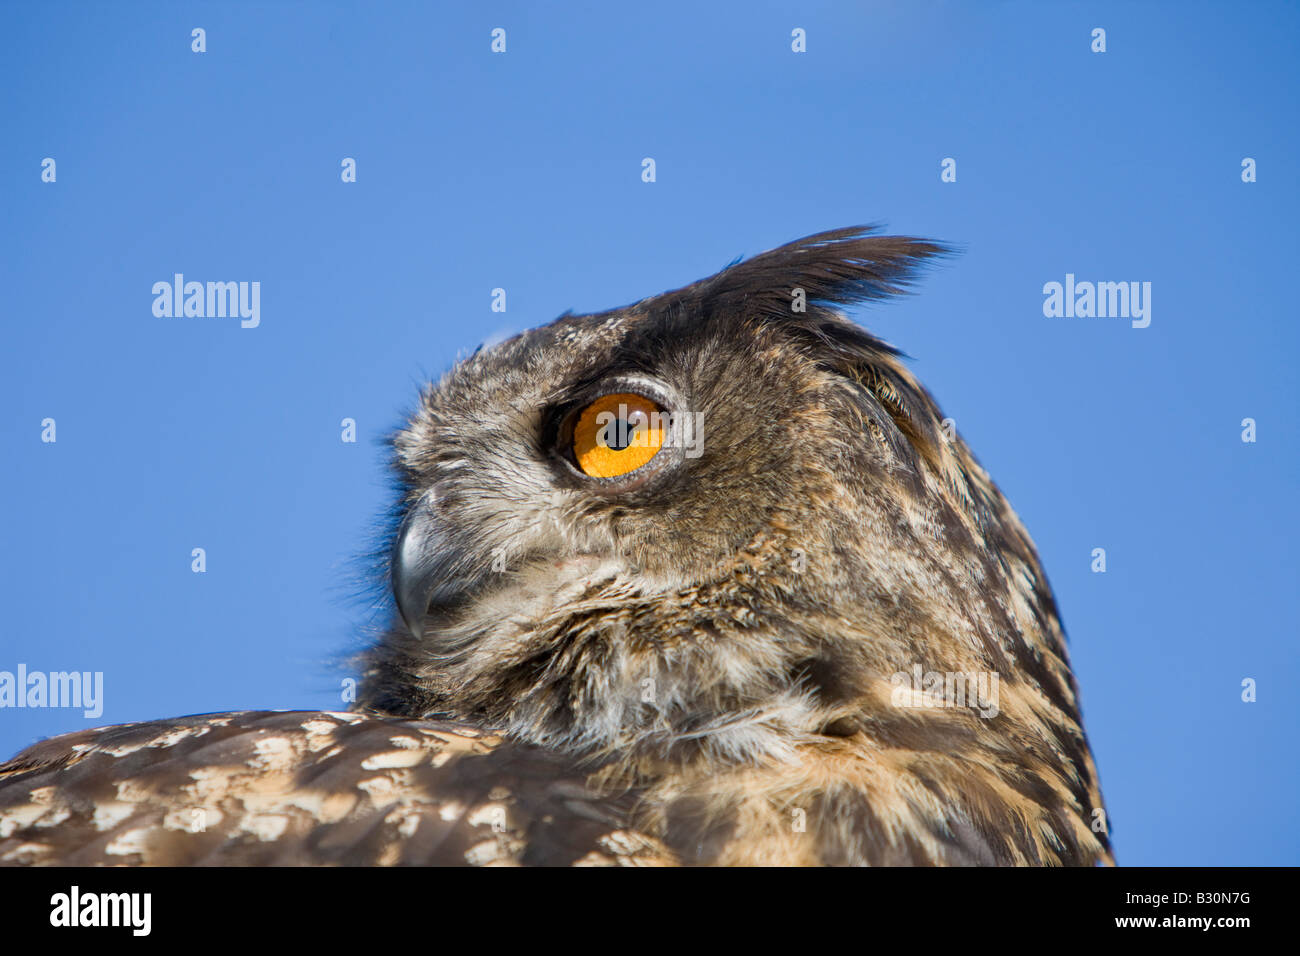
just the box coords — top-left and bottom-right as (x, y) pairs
(1, 2), (1296, 866)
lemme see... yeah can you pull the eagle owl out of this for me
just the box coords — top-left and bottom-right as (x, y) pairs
(0, 227), (1111, 866)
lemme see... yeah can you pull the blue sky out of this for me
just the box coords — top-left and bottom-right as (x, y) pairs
(1, 2), (1296, 866)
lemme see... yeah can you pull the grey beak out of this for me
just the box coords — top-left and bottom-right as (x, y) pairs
(392, 490), (442, 639)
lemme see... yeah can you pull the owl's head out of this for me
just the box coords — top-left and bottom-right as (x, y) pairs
(361, 227), (1081, 779)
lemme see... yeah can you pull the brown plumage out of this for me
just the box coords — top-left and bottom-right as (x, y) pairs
(0, 227), (1111, 866)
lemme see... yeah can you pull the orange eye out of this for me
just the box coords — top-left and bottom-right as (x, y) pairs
(572, 392), (664, 478)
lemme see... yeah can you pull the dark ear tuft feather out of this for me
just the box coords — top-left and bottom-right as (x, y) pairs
(677, 227), (956, 475)
(697, 225), (952, 315)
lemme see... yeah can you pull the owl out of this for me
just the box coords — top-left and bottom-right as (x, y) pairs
(0, 227), (1111, 866)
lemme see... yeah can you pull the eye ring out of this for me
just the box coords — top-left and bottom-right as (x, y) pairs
(549, 377), (686, 489)
(572, 392), (665, 478)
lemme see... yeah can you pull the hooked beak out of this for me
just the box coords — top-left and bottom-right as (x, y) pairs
(392, 490), (444, 639)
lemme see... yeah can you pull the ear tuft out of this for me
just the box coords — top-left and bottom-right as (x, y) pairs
(698, 225), (952, 316)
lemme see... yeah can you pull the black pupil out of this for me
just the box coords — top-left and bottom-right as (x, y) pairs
(608, 419), (632, 450)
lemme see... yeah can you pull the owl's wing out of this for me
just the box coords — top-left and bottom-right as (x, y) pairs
(0, 711), (674, 866)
